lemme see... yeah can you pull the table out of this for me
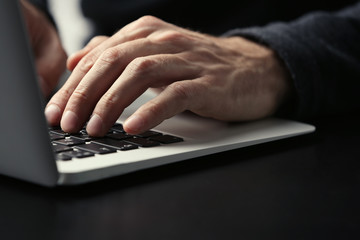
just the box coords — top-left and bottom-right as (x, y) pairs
(1, 114), (359, 240)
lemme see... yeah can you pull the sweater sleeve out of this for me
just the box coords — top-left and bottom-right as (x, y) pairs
(224, 2), (360, 120)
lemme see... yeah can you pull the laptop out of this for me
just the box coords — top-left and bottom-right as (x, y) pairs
(0, 0), (315, 187)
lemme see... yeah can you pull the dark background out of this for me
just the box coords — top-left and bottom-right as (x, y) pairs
(81, 0), (359, 35)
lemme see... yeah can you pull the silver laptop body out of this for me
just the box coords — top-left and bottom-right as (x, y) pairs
(0, 0), (315, 187)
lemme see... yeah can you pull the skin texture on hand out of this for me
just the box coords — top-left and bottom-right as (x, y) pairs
(21, 0), (67, 97)
(45, 16), (292, 136)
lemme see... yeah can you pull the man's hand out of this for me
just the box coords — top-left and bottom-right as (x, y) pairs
(21, 0), (67, 97)
(45, 16), (292, 136)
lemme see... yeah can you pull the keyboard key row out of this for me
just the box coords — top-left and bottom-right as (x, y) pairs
(51, 123), (183, 161)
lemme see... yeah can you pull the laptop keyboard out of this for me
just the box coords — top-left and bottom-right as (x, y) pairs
(49, 123), (183, 161)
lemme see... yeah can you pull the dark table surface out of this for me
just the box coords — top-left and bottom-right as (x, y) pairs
(1, 114), (359, 240)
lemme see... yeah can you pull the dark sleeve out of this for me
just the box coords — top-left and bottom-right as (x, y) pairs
(224, 2), (360, 120)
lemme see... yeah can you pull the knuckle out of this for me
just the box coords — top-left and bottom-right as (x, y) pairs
(120, 15), (165, 39)
(101, 92), (119, 109)
(89, 35), (107, 44)
(49, 89), (70, 107)
(57, 88), (73, 101)
(137, 15), (161, 26)
(126, 15), (161, 31)
(99, 47), (122, 64)
(151, 30), (190, 51)
(71, 89), (90, 103)
(168, 82), (191, 102)
(77, 54), (96, 72)
(129, 57), (156, 75)
(155, 30), (185, 42)
(86, 36), (103, 48)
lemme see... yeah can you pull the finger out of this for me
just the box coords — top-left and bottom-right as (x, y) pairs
(86, 55), (200, 136)
(67, 36), (109, 71)
(46, 19), (190, 129)
(47, 26), (165, 124)
(66, 17), (167, 72)
(59, 39), (190, 133)
(45, 37), (128, 127)
(123, 79), (204, 134)
(64, 30), (149, 88)
(117, 15), (170, 38)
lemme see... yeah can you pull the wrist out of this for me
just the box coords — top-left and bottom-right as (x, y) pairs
(223, 36), (295, 119)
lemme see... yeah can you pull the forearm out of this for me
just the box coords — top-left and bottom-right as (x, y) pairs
(225, 2), (360, 119)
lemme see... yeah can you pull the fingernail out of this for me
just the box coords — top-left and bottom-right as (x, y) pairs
(44, 104), (61, 125)
(124, 115), (145, 133)
(61, 110), (79, 132)
(86, 114), (104, 136)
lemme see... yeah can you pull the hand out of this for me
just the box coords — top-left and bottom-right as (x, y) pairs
(45, 16), (292, 136)
(21, 0), (67, 97)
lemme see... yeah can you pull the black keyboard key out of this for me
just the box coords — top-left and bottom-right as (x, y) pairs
(136, 130), (162, 138)
(79, 128), (113, 135)
(93, 138), (138, 151)
(62, 150), (95, 159)
(53, 137), (86, 146)
(48, 123), (184, 160)
(50, 129), (70, 137)
(107, 132), (132, 140)
(79, 129), (88, 134)
(111, 123), (125, 133)
(48, 126), (61, 131)
(52, 144), (72, 153)
(149, 135), (184, 144)
(55, 153), (72, 161)
(125, 137), (160, 147)
(70, 133), (97, 142)
(49, 133), (65, 141)
(74, 143), (117, 154)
